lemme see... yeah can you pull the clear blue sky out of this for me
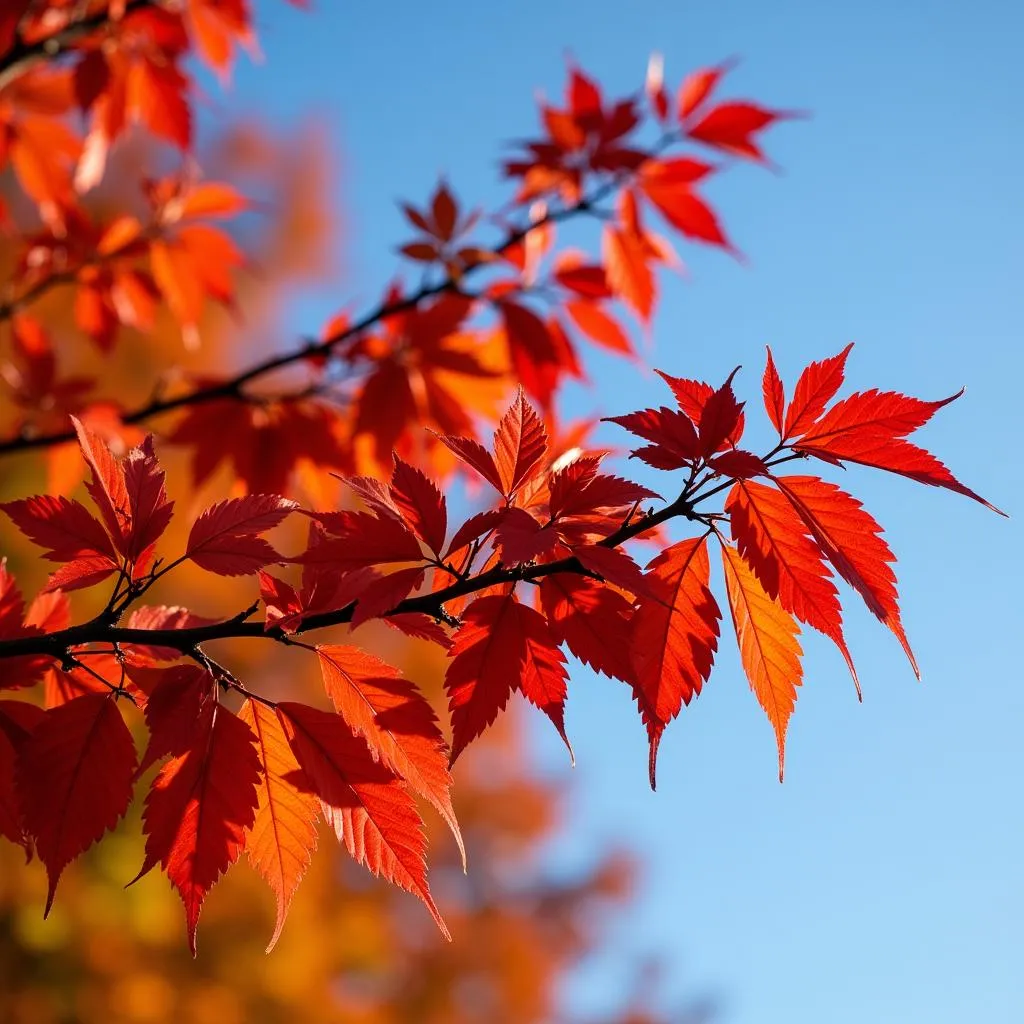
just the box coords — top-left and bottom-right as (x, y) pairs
(213, 2), (1023, 1020)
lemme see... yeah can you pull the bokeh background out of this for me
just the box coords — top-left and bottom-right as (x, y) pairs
(2, 1), (1022, 1021)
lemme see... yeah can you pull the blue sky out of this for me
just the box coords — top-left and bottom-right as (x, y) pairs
(212, 2), (1023, 1020)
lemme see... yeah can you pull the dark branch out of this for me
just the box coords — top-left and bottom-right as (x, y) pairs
(0, 1), (160, 92)
(0, 489), (700, 662)
(0, 142), (664, 458)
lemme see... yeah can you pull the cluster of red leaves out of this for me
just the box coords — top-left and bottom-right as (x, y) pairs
(0, 1), (1003, 963)
(0, 356), (1000, 951)
(2, 25), (787, 494)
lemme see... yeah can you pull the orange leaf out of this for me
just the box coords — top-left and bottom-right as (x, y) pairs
(277, 701), (449, 940)
(564, 299), (633, 354)
(316, 645), (464, 867)
(727, 480), (858, 695)
(237, 700), (319, 953)
(721, 543), (803, 781)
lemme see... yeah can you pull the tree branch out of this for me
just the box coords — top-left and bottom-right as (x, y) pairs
(0, 487), (700, 662)
(0, 147), (661, 458)
(0, 1), (161, 92)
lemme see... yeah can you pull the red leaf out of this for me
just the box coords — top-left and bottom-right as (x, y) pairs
(603, 223), (655, 322)
(555, 263), (611, 299)
(445, 592), (570, 762)
(515, 606), (573, 763)
(444, 594), (520, 763)
(259, 572), (304, 633)
(301, 511), (424, 571)
(350, 568), (425, 627)
(492, 387), (548, 497)
(762, 346), (785, 435)
(727, 480), (858, 695)
(494, 508), (562, 565)
(654, 371), (712, 423)
(277, 701), (449, 939)
(792, 389), (1003, 513)
(656, 369), (748, 450)
(435, 435), (502, 493)
(540, 575), (636, 683)
(573, 544), (651, 598)
(0, 700), (45, 854)
(774, 475), (918, 676)
(445, 508), (506, 560)
(564, 299), (633, 354)
(630, 536), (721, 788)
(71, 416), (131, 553)
(24, 590), (70, 633)
(1, 494), (117, 563)
(499, 302), (562, 403)
(186, 495), (297, 576)
(605, 407), (700, 469)
(123, 606), (217, 661)
(122, 436), (174, 561)
(677, 63), (731, 120)
(390, 455), (447, 555)
(707, 450), (769, 480)
(549, 460), (657, 520)
(783, 343), (854, 439)
(698, 370), (745, 456)
(42, 555), (119, 594)
(385, 613), (454, 649)
(135, 702), (261, 955)
(136, 665), (214, 776)
(687, 100), (789, 162)
(721, 543), (803, 781)
(128, 56), (191, 149)
(317, 645), (463, 866)
(16, 694), (136, 913)
(641, 178), (735, 253)
(237, 700), (319, 953)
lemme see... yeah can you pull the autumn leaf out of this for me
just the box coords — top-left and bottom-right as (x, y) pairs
(687, 99), (793, 163)
(276, 701), (449, 940)
(492, 387), (549, 497)
(762, 346), (785, 435)
(122, 436), (174, 562)
(301, 511), (424, 572)
(774, 475), (918, 676)
(630, 536), (720, 788)
(0, 700), (45, 855)
(0, 495), (115, 564)
(726, 479), (859, 695)
(540, 574), (636, 684)
(389, 455), (448, 556)
(71, 415), (131, 552)
(16, 694), (137, 914)
(781, 343), (854, 440)
(721, 542), (803, 781)
(792, 388), (1004, 513)
(185, 495), (297, 576)
(316, 645), (464, 867)
(135, 665), (214, 776)
(446, 592), (570, 763)
(135, 701), (262, 955)
(237, 699), (320, 953)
